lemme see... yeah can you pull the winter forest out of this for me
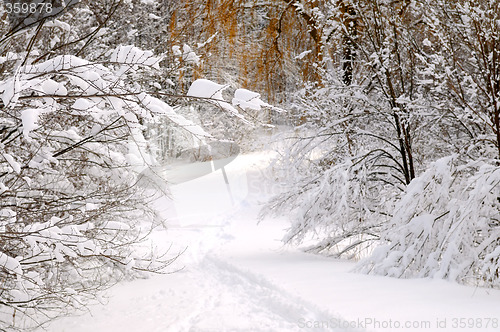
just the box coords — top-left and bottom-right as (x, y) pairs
(1, 0), (500, 331)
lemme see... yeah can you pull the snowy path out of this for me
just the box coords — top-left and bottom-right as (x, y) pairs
(170, 255), (346, 332)
(40, 153), (500, 332)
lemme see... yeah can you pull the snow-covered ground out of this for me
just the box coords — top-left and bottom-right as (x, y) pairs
(40, 152), (500, 332)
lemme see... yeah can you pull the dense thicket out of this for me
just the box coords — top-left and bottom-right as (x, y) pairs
(0, 1), (239, 329)
(250, 0), (500, 288)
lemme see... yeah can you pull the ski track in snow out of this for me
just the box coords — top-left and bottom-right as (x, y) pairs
(178, 254), (352, 332)
(160, 191), (353, 331)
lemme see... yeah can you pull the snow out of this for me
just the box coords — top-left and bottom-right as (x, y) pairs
(41, 79), (68, 95)
(172, 45), (182, 56)
(295, 50), (312, 60)
(0, 73), (20, 106)
(44, 19), (71, 32)
(187, 79), (250, 123)
(187, 79), (228, 100)
(109, 45), (161, 69)
(72, 98), (94, 110)
(3, 153), (21, 174)
(24, 55), (91, 74)
(197, 32), (218, 48)
(38, 152), (500, 332)
(138, 94), (212, 138)
(232, 88), (271, 111)
(0, 252), (22, 275)
(172, 44), (200, 64)
(182, 44), (200, 64)
(422, 38), (432, 47)
(21, 108), (40, 139)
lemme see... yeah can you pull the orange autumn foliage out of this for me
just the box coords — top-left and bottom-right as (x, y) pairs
(168, 0), (333, 102)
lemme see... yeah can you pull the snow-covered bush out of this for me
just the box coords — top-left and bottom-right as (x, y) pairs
(356, 155), (500, 288)
(264, 156), (390, 258)
(261, 83), (402, 258)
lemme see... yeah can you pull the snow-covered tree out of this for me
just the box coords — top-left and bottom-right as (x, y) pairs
(0, 41), (211, 328)
(0, 1), (282, 325)
(354, 0), (500, 287)
(262, 0), (437, 256)
(0, 3), (249, 328)
(262, 0), (500, 286)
